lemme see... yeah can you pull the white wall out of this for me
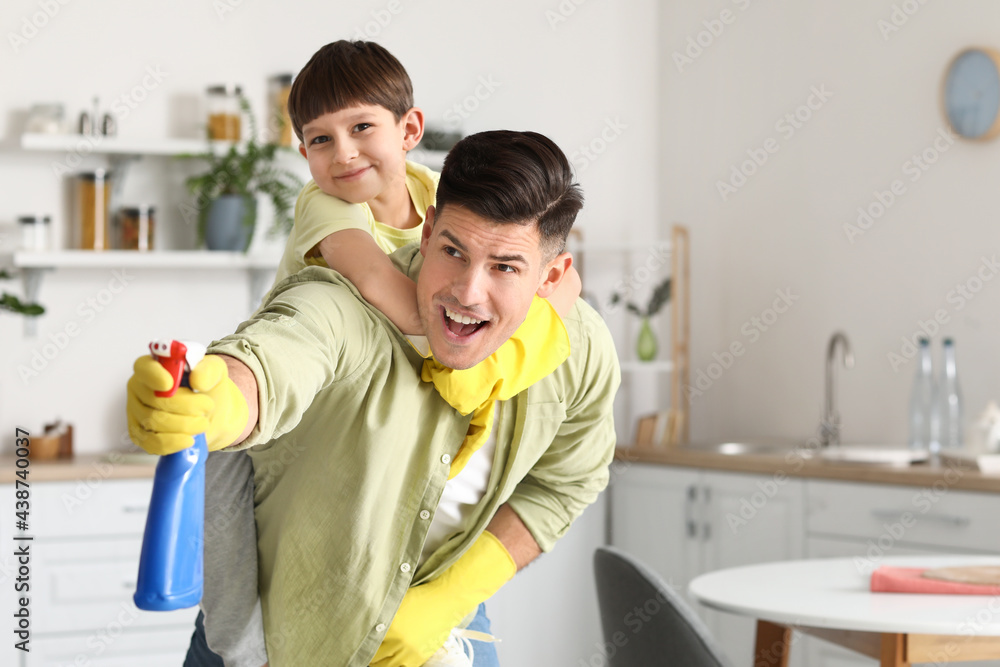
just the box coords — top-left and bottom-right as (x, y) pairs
(663, 1), (1000, 446)
(1, 0), (660, 452)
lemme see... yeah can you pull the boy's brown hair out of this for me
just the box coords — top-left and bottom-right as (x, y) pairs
(437, 130), (584, 262)
(287, 40), (414, 142)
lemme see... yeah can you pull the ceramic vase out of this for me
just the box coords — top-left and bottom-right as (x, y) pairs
(637, 317), (658, 361)
(204, 194), (255, 251)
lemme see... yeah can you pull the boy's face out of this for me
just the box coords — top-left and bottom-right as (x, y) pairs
(417, 205), (570, 370)
(298, 104), (421, 205)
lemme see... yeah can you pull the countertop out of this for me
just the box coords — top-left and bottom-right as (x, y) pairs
(615, 444), (1000, 493)
(0, 452), (157, 484)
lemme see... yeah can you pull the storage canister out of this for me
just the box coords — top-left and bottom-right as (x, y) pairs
(18, 215), (50, 251)
(207, 84), (242, 141)
(118, 205), (155, 251)
(76, 170), (111, 250)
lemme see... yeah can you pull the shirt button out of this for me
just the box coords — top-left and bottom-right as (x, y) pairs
(400, 562), (411, 573)
(419, 510), (431, 520)
(375, 623), (386, 633)
(441, 454), (452, 464)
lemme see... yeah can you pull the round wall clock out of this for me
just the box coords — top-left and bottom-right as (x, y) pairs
(943, 47), (1000, 140)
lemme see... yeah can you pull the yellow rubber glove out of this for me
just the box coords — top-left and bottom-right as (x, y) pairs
(371, 531), (516, 667)
(127, 354), (249, 455)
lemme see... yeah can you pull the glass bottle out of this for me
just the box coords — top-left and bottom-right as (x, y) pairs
(936, 338), (963, 450)
(908, 338), (935, 452)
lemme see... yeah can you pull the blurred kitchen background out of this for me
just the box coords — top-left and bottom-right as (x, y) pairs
(4, 0), (1000, 665)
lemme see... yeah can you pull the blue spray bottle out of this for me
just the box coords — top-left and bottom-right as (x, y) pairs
(134, 339), (207, 611)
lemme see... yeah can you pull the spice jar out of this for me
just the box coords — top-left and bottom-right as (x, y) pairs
(18, 215), (50, 251)
(268, 74), (294, 146)
(117, 205), (155, 251)
(206, 84), (242, 141)
(76, 170), (111, 250)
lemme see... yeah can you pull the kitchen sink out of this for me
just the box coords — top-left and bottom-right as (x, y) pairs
(679, 439), (812, 457)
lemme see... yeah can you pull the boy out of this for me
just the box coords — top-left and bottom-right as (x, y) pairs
(192, 41), (580, 666)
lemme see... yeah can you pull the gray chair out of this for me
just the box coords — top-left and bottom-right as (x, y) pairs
(593, 546), (734, 667)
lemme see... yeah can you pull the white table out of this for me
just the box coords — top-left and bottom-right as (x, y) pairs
(689, 556), (1000, 667)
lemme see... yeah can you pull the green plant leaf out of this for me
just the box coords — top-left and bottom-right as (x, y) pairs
(646, 277), (672, 316)
(0, 292), (44, 316)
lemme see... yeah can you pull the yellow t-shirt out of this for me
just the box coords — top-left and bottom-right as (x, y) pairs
(274, 160), (439, 283)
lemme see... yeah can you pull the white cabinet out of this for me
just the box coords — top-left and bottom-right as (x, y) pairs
(802, 479), (1000, 667)
(0, 484), (22, 667)
(21, 479), (196, 667)
(610, 463), (804, 666)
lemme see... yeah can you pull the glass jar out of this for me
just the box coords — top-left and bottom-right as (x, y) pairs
(76, 170), (111, 250)
(268, 74), (294, 146)
(117, 205), (155, 251)
(25, 103), (66, 134)
(18, 215), (50, 250)
(206, 84), (242, 141)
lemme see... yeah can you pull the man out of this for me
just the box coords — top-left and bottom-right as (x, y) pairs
(127, 130), (620, 666)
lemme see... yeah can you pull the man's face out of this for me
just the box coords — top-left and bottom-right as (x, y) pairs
(417, 205), (560, 370)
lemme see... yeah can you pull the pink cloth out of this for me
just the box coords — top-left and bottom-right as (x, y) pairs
(871, 566), (1000, 595)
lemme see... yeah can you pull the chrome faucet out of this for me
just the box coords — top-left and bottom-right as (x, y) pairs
(820, 332), (855, 447)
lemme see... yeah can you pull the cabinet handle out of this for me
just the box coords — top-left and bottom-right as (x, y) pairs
(121, 505), (149, 514)
(701, 485), (711, 541)
(870, 509), (970, 527)
(685, 485), (697, 538)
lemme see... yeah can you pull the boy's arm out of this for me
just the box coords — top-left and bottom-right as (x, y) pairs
(545, 264), (582, 317)
(317, 229), (423, 335)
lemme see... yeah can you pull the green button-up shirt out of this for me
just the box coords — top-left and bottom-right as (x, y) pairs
(207, 246), (620, 667)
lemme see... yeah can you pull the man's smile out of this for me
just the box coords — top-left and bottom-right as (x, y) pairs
(440, 305), (490, 340)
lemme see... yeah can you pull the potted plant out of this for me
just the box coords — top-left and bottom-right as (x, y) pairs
(0, 270), (44, 317)
(609, 277), (671, 361)
(183, 96), (303, 252)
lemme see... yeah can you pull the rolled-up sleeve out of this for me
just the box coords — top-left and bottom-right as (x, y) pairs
(505, 310), (621, 552)
(207, 272), (373, 450)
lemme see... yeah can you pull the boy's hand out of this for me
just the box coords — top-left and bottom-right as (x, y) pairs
(127, 355), (249, 455)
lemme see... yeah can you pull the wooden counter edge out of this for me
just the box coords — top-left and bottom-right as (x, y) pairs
(614, 446), (1000, 493)
(0, 453), (157, 483)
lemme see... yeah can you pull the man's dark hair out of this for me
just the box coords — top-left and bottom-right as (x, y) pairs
(287, 40), (413, 142)
(436, 130), (584, 261)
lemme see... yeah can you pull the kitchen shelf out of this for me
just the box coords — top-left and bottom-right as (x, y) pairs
(568, 240), (672, 253)
(3, 250), (279, 337)
(10, 249), (278, 270)
(619, 360), (674, 372)
(21, 132), (449, 168)
(572, 225), (690, 445)
(21, 132), (246, 157)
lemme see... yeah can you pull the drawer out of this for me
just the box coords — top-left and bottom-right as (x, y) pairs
(25, 626), (193, 667)
(33, 537), (196, 635)
(32, 479), (152, 539)
(805, 479), (1000, 553)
